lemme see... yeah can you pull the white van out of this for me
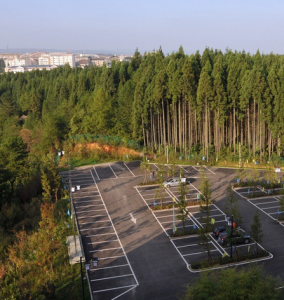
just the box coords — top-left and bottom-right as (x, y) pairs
(163, 177), (187, 188)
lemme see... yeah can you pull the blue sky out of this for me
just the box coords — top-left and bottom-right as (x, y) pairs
(1, 0), (283, 54)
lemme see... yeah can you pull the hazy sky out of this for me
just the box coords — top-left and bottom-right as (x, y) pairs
(1, 0), (283, 55)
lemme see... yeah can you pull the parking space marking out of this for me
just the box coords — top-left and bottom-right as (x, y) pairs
(87, 233), (116, 238)
(75, 204), (103, 208)
(262, 205), (280, 210)
(93, 285), (137, 294)
(91, 274), (133, 282)
(191, 166), (199, 172)
(76, 209), (105, 213)
(124, 162), (136, 177)
(78, 214), (108, 219)
(257, 201), (279, 205)
(88, 239), (118, 245)
(97, 255), (125, 260)
(234, 188), (279, 221)
(95, 264), (129, 272)
(136, 185), (228, 271)
(90, 247), (122, 253)
(204, 166), (215, 175)
(183, 249), (219, 257)
(90, 170), (139, 296)
(80, 226), (113, 231)
(93, 166), (100, 180)
(109, 165), (118, 178)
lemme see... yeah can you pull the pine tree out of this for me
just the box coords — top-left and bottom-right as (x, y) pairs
(250, 210), (263, 253)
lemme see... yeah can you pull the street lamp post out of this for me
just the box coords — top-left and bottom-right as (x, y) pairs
(80, 256), (85, 300)
(173, 197), (176, 234)
(230, 215), (234, 259)
(225, 215), (234, 259)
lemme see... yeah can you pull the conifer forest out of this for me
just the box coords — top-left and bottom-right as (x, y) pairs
(1, 46), (284, 298)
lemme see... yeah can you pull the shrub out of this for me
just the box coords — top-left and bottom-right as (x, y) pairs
(191, 250), (270, 270)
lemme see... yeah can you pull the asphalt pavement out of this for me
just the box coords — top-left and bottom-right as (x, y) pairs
(61, 162), (284, 300)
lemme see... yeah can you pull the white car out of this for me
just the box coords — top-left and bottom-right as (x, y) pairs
(163, 177), (187, 188)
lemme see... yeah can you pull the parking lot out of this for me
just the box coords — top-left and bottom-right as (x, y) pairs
(234, 187), (284, 227)
(61, 167), (138, 300)
(136, 183), (268, 271)
(60, 162), (280, 299)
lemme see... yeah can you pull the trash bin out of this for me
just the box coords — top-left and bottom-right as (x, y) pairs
(71, 187), (75, 192)
(77, 185), (80, 191)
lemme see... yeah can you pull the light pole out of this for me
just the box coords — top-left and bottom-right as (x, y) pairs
(173, 197), (176, 234)
(230, 215), (234, 259)
(80, 256), (85, 300)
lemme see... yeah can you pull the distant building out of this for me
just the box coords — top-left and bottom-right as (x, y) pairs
(5, 65), (58, 73)
(91, 58), (105, 67)
(38, 53), (75, 67)
(38, 54), (50, 65)
(77, 59), (90, 68)
(5, 57), (31, 67)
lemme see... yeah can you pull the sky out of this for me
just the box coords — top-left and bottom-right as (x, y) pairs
(1, 0), (284, 55)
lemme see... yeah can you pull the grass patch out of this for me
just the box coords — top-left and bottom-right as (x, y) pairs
(191, 250), (270, 270)
(169, 228), (200, 237)
(246, 190), (282, 198)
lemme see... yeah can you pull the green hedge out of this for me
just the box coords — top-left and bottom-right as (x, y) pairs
(191, 250), (270, 270)
(169, 229), (198, 237)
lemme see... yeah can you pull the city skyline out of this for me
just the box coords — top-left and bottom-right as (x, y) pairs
(1, 0), (284, 55)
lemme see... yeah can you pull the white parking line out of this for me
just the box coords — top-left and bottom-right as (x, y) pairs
(164, 225), (195, 230)
(192, 166), (199, 172)
(108, 165), (118, 178)
(93, 285), (136, 294)
(124, 162), (136, 177)
(183, 249), (219, 256)
(91, 274), (133, 282)
(262, 205), (280, 210)
(93, 166), (100, 180)
(76, 209), (105, 213)
(86, 233), (116, 237)
(98, 255), (125, 260)
(177, 243), (199, 248)
(178, 165), (189, 173)
(76, 204), (103, 208)
(90, 170), (139, 289)
(80, 226), (113, 231)
(94, 264), (129, 271)
(89, 247), (122, 253)
(255, 201), (279, 205)
(171, 235), (198, 240)
(88, 239), (118, 244)
(204, 166), (215, 175)
(77, 216), (108, 220)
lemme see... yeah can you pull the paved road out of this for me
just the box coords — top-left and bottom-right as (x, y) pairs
(61, 162), (284, 299)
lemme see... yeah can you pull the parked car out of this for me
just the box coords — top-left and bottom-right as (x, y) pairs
(218, 229), (251, 246)
(162, 177), (187, 188)
(213, 226), (227, 239)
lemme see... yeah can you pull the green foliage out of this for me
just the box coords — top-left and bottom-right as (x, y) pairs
(250, 210), (263, 253)
(182, 265), (282, 300)
(225, 184), (242, 227)
(0, 58), (5, 73)
(140, 159), (151, 184)
(176, 180), (189, 230)
(198, 170), (212, 261)
(154, 184), (166, 208)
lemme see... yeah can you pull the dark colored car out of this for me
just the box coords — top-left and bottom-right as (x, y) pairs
(218, 229), (251, 246)
(213, 226), (227, 239)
